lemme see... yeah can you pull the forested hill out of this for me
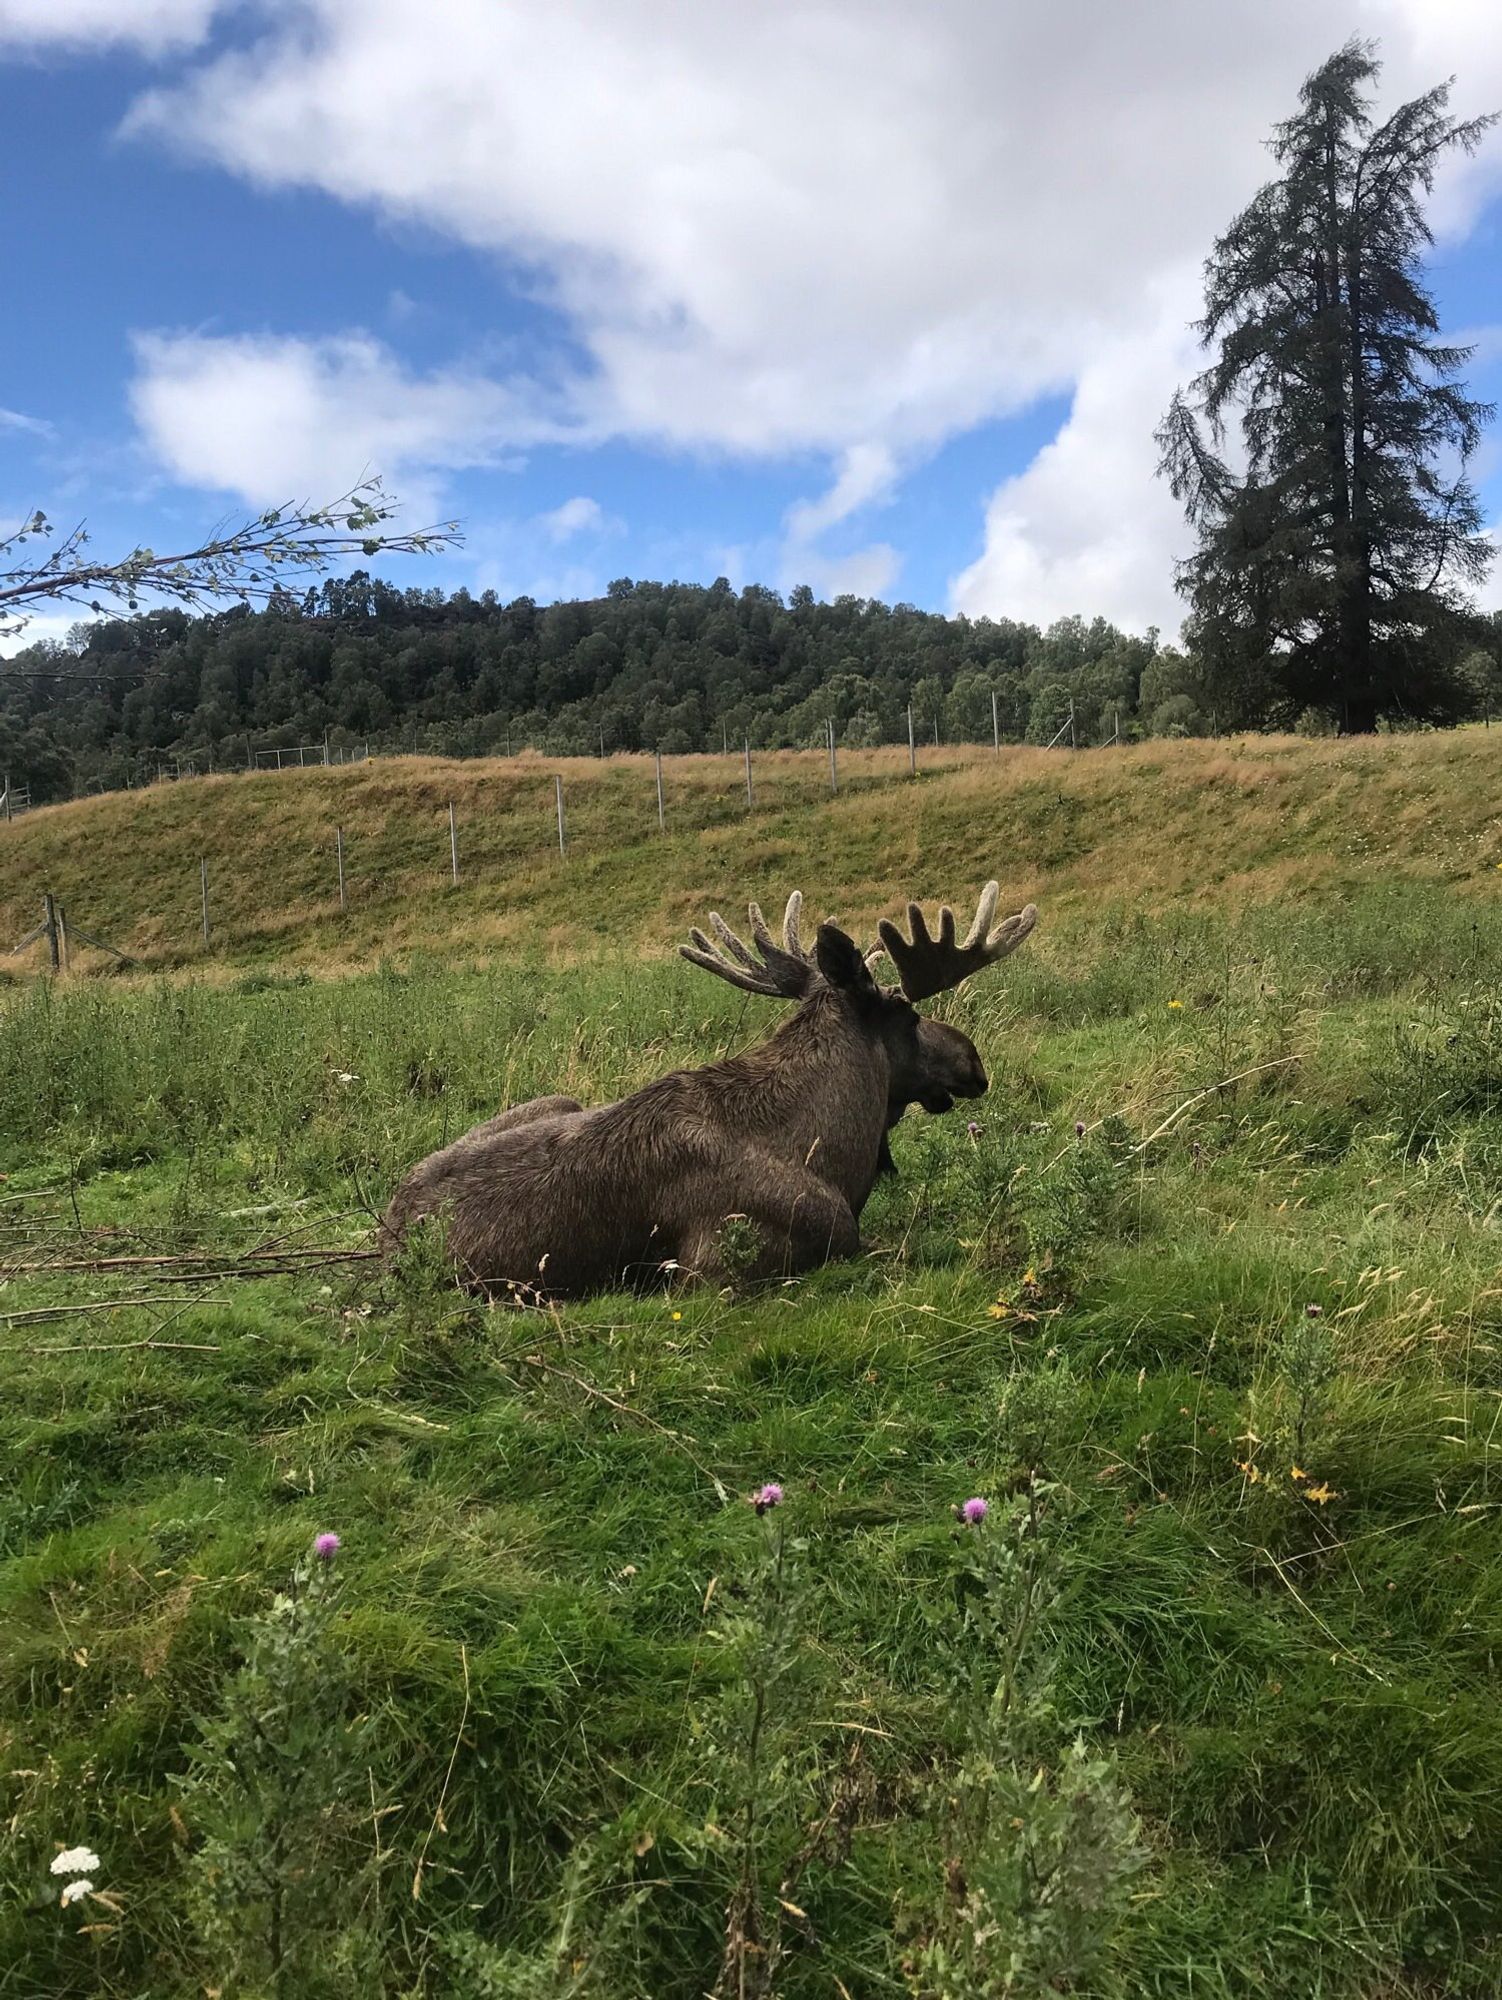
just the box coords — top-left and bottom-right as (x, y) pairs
(4, 574), (1191, 803)
(7, 572), (1500, 806)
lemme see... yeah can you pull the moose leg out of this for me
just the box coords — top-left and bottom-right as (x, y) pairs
(683, 1176), (860, 1287)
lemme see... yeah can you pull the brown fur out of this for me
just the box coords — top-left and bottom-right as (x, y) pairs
(383, 925), (988, 1299)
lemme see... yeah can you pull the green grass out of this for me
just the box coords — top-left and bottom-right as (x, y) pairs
(2, 727), (1500, 975)
(2, 855), (1502, 1991)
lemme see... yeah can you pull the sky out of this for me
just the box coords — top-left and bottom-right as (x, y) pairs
(2, 0), (1501, 656)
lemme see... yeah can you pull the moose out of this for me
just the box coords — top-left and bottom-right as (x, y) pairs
(383, 879), (1038, 1298)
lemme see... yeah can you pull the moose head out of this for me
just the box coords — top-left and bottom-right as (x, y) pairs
(681, 880), (1036, 1121)
(385, 879), (1038, 1299)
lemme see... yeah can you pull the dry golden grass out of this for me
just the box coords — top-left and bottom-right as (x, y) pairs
(2, 729), (1500, 974)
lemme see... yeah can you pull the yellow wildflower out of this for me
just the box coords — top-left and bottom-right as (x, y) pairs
(1168, 998), (1184, 1010)
(1304, 1482), (1337, 1505)
(1290, 1464), (1307, 1481)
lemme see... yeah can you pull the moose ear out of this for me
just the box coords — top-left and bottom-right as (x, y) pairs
(814, 922), (881, 1002)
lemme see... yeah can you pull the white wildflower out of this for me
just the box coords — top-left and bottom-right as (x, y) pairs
(60, 1878), (92, 1907)
(50, 1847), (100, 1877)
(333, 1070), (359, 1085)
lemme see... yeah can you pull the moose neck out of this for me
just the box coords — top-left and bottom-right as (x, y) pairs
(725, 991), (890, 1208)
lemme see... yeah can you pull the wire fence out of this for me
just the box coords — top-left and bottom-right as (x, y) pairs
(3, 727), (1069, 969)
(50, 690), (1132, 801)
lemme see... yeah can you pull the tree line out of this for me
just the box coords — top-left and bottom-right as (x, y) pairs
(3, 566), (1498, 805)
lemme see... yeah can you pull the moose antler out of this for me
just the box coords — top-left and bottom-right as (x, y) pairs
(876, 881), (1038, 1002)
(679, 891), (823, 999)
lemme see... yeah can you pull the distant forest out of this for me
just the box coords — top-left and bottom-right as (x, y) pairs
(4, 573), (1500, 803)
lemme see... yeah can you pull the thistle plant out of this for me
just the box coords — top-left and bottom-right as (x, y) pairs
(911, 1486), (1142, 1999)
(703, 1480), (818, 2000)
(182, 1533), (383, 2000)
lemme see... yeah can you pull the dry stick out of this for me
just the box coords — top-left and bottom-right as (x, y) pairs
(1127, 1055), (1303, 1154)
(22, 1339), (222, 1356)
(1032, 1053), (1305, 1184)
(0, 1294), (226, 1326)
(0, 1246), (379, 1277)
(448, 801), (459, 885)
(412, 1642), (470, 1902)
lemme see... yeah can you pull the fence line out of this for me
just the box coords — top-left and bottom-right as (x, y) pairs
(5, 734), (1172, 967)
(25, 693), (1177, 812)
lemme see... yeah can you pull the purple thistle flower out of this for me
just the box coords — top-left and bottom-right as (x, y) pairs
(960, 1496), (989, 1525)
(966, 1120), (982, 1139)
(753, 1482), (784, 1514)
(1075, 1120), (1086, 1139)
(313, 1532), (341, 1561)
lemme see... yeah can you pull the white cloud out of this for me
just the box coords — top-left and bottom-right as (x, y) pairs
(799, 543), (902, 603)
(0, 610), (96, 658)
(539, 495), (606, 543)
(108, 0), (1502, 626)
(128, 330), (567, 520)
(780, 444), (900, 600)
(0, 406), (52, 437)
(951, 284), (1201, 633)
(784, 445), (896, 546)
(0, 0), (219, 51)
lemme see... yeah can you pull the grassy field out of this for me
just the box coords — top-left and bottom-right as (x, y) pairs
(2, 734), (1501, 1996)
(2, 729), (1500, 973)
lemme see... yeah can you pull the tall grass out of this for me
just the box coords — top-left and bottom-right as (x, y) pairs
(1, 849), (1501, 1993)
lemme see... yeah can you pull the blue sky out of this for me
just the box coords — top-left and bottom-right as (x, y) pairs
(2, 0), (1500, 652)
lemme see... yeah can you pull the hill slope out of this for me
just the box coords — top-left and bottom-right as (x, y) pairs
(3, 730), (1500, 973)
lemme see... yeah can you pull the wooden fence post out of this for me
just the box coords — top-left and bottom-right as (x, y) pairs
(3, 773), (10, 822)
(336, 827), (347, 912)
(555, 775), (567, 856)
(43, 892), (60, 973)
(992, 690), (1000, 754)
(448, 801), (459, 884)
(200, 858), (211, 946)
(655, 750), (665, 833)
(907, 706), (916, 777)
(828, 717), (838, 794)
(744, 737), (754, 809)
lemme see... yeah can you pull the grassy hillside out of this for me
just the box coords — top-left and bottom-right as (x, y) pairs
(2, 732), (1502, 1996)
(2, 728), (1500, 974)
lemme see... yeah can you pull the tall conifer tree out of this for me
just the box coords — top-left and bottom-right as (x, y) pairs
(1159, 42), (1496, 731)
